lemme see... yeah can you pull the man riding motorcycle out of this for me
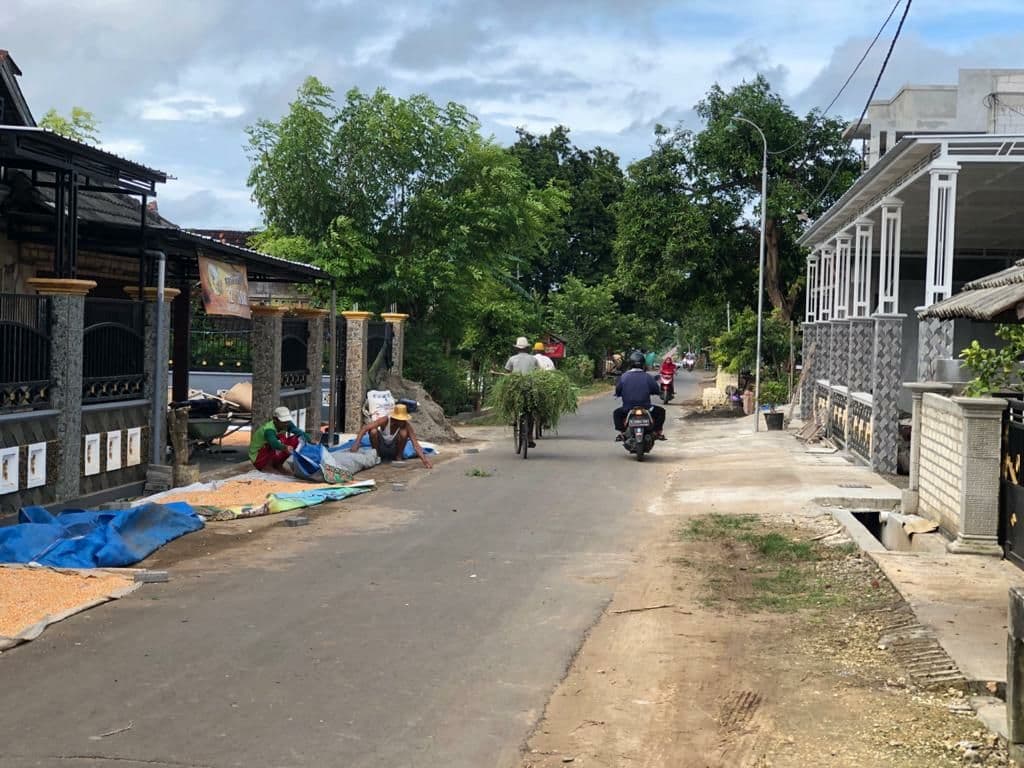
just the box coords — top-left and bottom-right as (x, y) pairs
(613, 351), (666, 441)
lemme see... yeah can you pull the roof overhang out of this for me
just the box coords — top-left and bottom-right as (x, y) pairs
(170, 230), (329, 284)
(0, 125), (167, 195)
(799, 134), (1024, 253)
(920, 258), (1024, 322)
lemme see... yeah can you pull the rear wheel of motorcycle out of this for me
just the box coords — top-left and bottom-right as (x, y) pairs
(636, 447), (645, 461)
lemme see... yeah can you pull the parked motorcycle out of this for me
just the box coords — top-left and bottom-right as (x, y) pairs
(622, 407), (656, 461)
(659, 372), (674, 404)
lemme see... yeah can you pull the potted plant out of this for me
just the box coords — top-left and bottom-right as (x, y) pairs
(759, 380), (789, 430)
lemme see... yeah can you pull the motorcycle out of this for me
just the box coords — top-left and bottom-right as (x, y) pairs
(682, 355), (695, 372)
(659, 372), (674, 404)
(623, 407), (655, 461)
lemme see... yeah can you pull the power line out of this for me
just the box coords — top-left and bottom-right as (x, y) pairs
(809, 0), (912, 209)
(768, 0), (903, 156)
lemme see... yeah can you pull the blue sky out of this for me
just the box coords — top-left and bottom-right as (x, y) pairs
(4, 0), (1024, 229)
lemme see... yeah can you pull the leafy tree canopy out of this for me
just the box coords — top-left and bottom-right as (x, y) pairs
(39, 107), (100, 144)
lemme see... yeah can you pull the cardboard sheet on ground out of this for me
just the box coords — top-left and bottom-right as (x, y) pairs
(0, 503), (204, 568)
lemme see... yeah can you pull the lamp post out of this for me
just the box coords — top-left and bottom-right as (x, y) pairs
(733, 115), (768, 433)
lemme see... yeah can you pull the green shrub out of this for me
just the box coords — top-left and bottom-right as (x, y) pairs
(759, 379), (790, 410)
(487, 370), (578, 429)
(405, 329), (472, 415)
(562, 354), (594, 386)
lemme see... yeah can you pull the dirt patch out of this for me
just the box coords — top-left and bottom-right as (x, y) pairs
(521, 513), (1007, 768)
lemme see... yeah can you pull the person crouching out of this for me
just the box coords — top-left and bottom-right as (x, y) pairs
(249, 406), (312, 473)
(350, 403), (433, 469)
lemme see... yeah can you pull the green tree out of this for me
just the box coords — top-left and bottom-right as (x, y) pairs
(39, 107), (100, 144)
(510, 126), (624, 292)
(711, 307), (792, 376)
(690, 76), (860, 322)
(247, 79), (567, 331)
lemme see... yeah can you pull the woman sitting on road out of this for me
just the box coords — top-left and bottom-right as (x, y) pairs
(350, 404), (433, 469)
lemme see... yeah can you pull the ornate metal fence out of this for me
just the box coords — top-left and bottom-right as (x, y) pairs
(82, 298), (145, 403)
(0, 294), (52, 412)
(189, 316), (252, 371)
(829, 389), (848, 447)
(281, 318), (309, 390)
(848, 395), (873, 463)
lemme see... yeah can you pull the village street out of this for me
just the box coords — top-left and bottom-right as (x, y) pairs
(0, 374), (702, 768)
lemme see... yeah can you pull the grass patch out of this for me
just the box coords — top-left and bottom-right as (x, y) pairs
(465, 467), (493, 478)
(577, 380), (614, 398)
(675, 514), (866, 614)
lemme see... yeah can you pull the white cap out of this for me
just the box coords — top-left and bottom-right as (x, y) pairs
(515, 336), (530, 349)
(273, 406), (293, 422)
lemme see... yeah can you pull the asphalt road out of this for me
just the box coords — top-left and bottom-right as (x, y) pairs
(0, 372), (703, 768)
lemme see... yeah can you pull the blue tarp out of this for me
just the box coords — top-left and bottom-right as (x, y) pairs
(0, 502), (204, 568)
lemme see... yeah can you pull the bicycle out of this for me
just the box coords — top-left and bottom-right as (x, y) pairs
(512, 410), (533, 459)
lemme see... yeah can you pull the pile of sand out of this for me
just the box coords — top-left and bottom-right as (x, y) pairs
(373, 372), (461, 443)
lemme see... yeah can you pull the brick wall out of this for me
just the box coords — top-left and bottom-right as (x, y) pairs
(918, 392), (964, 535)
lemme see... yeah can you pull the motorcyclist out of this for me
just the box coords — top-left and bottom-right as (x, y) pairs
(659, 355), (676, 399)
(613, 351), (666, 441)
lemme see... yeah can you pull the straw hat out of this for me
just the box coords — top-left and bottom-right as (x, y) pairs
(514, 336), (530, 349)
(273, 406), (293, 422)
(533, 341), (546, 351)
(390, 403), (411, 421)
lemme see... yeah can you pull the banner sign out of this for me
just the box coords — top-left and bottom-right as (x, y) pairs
(198, 256), (250, 318)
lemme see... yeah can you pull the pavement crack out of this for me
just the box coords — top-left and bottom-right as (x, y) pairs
(38, 756), (219, 768)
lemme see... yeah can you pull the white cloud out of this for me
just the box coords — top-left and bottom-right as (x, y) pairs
(139, 95), (245, 122)
(99, 138), (145, 157)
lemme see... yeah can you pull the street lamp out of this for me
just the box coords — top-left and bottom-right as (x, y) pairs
(733, 115), (768, 433)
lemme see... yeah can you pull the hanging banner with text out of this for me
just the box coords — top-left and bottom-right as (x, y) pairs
(198, 256), (251, 318)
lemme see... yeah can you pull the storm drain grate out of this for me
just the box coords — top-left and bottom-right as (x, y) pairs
(878, 610), (968, 690)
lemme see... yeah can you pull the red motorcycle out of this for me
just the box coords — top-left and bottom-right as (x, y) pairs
(659, 372), (674, 404)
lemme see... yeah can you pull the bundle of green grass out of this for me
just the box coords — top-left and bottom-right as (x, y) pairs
(488, 370), (579, 429)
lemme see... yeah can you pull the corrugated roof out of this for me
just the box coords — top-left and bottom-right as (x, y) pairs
(920, 258), (1024, 321)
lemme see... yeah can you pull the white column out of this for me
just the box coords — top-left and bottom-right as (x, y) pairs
(852, 219), (874, 318)
(833, 234), (852, 320)
(924, 160), (960, 306)
(805, 254), (819, 323)
(876, 197), (903, 315)
(819, 246), (834, 321)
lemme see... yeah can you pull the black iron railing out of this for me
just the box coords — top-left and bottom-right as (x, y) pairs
(189, 316), (252, 371)
(82, 298), (145, 403)
(281, 318), (308, 389)
(848, 396), (872, 462)
(0, 294), (52, 412)
(367, 320), (392, 372)
(829, 390), (848, 447)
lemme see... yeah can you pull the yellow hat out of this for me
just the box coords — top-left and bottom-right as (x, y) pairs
(390, 403), (411, 421)
(533, 341), (545, 351)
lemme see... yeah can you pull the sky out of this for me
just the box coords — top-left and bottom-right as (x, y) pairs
(5, 0), (1024, 229)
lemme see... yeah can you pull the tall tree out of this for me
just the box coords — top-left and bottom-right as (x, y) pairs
(510, 127), (624, 292)
(690, 76), (860, 322)
(39, 107), (100, 144)
(247, 79), (567, 335)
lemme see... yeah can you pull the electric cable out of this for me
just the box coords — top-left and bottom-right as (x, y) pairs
(768, 0), (903, 156)
(808, 0), (912, 209)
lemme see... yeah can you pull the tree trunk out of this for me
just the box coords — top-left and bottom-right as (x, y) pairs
(763, 218), (795, 323)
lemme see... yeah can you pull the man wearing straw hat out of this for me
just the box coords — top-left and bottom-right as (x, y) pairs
(350, 403), (433, 469)
(505, 336), (539, 374)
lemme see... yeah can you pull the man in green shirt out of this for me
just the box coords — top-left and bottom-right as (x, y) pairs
(249, 406), (313, 472)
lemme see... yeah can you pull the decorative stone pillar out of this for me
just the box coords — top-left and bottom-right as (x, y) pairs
(947, 396), (1007, 555)
(847, 318), (875, 393)
(830, 320), (849, 385)
(870, 314), (905, 474)
(901, 382), (953, 514)
(917, 316), (955, 381)
(800, 323), (816, 420)
(26, 277), (96, 502)
(815, 322), (832, 384)
(342, 310), (372, 434)
(124, 286), (179, 456)
(250, 305), (286, 430)
(293, 308), (329, 431)
(380, 312), (409, 379)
